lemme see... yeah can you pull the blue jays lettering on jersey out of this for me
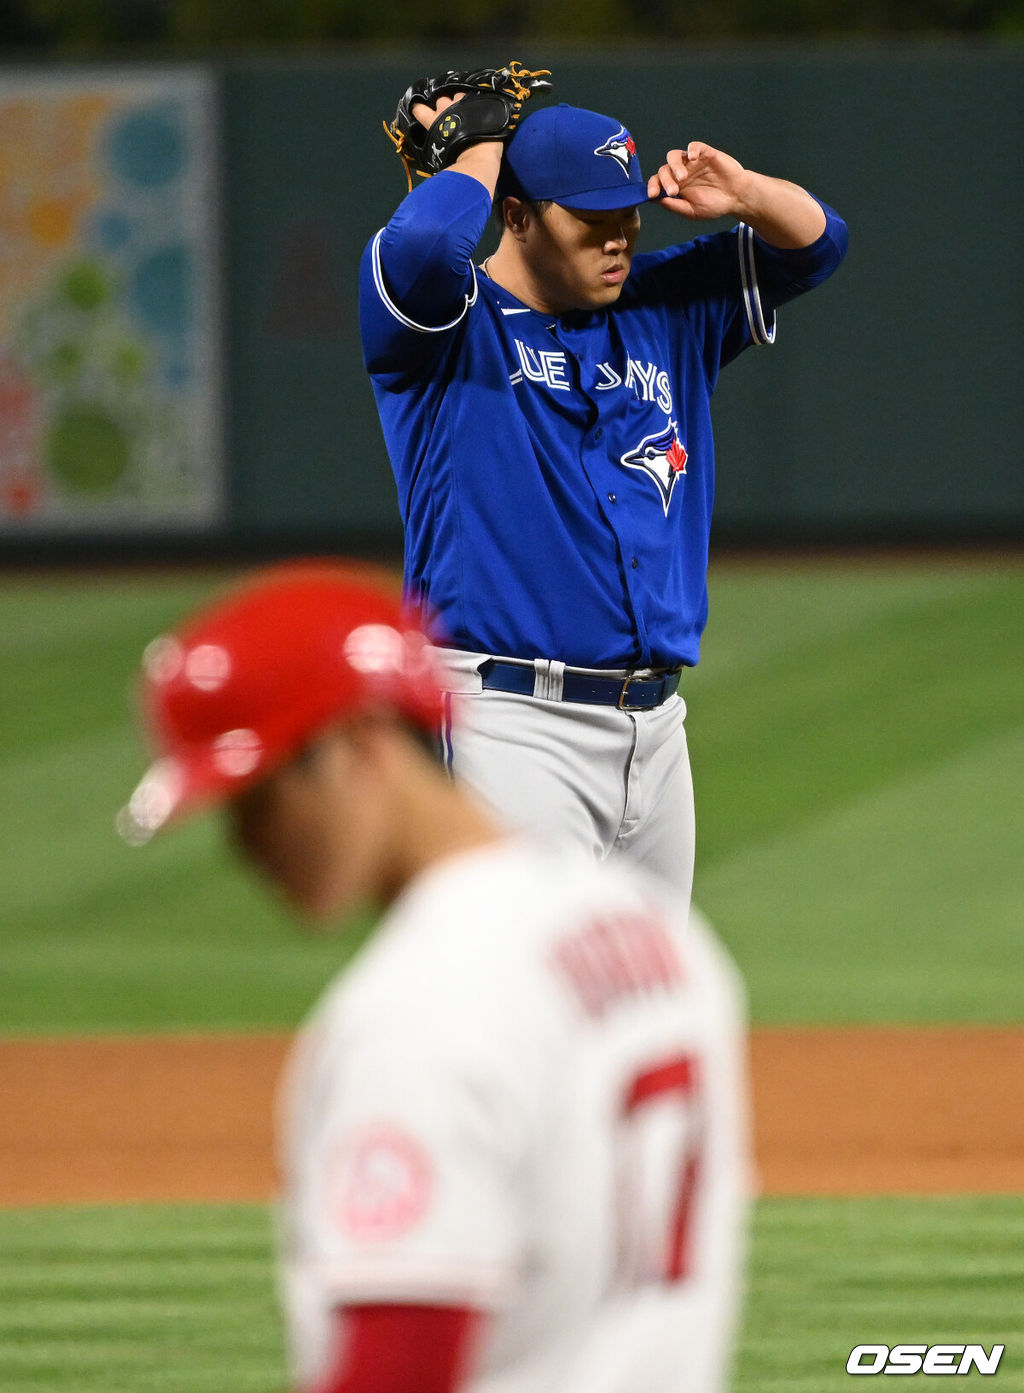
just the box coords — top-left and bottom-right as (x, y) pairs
(359, 171), (848, 669)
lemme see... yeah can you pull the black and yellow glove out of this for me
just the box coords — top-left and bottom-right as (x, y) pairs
(385, 62), (552, 191)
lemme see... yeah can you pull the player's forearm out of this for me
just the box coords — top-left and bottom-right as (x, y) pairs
(732, 172), (827, 249)
(449, 139), (504, 198)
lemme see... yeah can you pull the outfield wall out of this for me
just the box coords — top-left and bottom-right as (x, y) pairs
(1, 42), (1022, 557)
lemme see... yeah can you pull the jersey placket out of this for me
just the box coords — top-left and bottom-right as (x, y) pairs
(553, 318), (653, 668)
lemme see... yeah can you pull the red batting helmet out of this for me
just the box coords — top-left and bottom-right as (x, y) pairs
(118, 560), (445, 844)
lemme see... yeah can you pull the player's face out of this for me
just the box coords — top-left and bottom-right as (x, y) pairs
(525, 202), (642, 312)
(228, 731), (387, 922)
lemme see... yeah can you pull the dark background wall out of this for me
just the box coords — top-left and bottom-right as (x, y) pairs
(6, 42), (1024, 555)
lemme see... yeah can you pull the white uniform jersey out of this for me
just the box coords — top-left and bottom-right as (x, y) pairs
(277, 839), (750, 1393)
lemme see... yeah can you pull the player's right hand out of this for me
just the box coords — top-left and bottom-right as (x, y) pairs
(647, 143), (751, 222)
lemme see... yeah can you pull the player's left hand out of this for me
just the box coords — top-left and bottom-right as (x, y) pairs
(648, 143), (750, 221)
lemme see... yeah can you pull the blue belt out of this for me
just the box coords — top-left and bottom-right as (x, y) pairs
(478, 659), (682, 711)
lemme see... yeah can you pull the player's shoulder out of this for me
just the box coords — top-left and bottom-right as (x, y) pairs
(298, 840), (597, 1097)
(421, 836), (678, 942)
(311, 839), (564, 1007)
(388, 836), (659, 971)
(319, 839), (678, 1020)
(469, 265), (540, 325)
(622, 228), (743, 308)
(406, 837), (699, 1011)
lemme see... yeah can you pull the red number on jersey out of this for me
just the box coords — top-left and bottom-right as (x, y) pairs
(615, 1054), (704, 1286)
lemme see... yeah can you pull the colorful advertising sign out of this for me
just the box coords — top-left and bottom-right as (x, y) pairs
(0, 69), (221, 530)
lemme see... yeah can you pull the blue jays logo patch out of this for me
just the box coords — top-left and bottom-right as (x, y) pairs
(620, 420), (688, 514)
(594, 126), (637, 178)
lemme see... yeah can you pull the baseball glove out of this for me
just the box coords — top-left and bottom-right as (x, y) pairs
(384, 61), (552, 191)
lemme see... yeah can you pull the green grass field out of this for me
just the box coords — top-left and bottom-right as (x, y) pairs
(2, 1197), (1021, 1392)
(1, 557), (1021, 1032)
(2, 557), (1022, 1390)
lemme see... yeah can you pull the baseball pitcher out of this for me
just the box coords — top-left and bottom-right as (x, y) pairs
(361, 64), (848, 904)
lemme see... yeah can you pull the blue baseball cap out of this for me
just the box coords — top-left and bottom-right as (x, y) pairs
(503, 102), (648, 211)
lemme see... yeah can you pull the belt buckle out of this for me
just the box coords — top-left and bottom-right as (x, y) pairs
(617, 674), (647, 711)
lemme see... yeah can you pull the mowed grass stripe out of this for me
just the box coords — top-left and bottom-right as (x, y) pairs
(1, 1198), (1021, 1393)
(687, 563), (1022, 863)
(0, 574), (232, 760)
(0, 1204), (285, 1392)
(697, 726), (1024, 1021)
(0, 570), (370, 1030)
(739, 1196), (1024, 1391)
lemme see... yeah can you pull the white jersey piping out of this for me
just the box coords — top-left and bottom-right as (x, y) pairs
(737, 223), (777, 346)
(370, 228), (479, 334)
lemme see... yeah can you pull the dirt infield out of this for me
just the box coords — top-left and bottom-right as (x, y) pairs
(2, 1027), (1023, 1207)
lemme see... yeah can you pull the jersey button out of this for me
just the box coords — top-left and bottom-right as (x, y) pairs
(607, 492), (617, 503)
(631, 556), (639, 568)
(594, 428), (603, 441)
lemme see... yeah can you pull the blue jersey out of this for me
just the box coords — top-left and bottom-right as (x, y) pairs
(360, 172), (847, 669)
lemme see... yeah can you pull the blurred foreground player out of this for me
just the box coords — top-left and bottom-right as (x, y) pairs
(119, 561), (751, 1393)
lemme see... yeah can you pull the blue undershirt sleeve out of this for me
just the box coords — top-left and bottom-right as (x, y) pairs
(375, 170), (493, 328)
